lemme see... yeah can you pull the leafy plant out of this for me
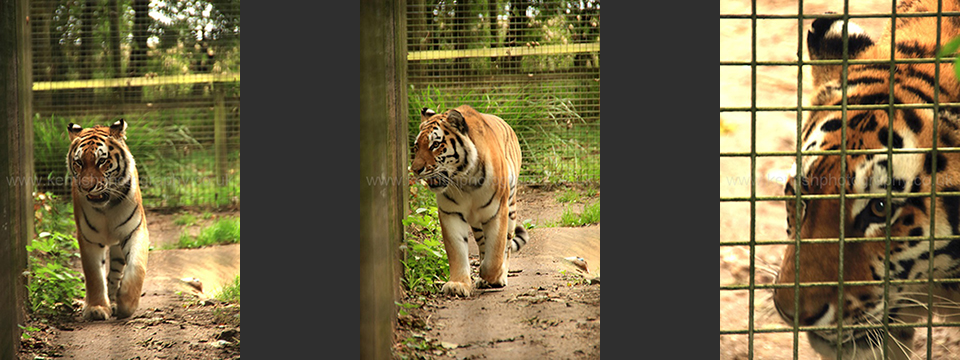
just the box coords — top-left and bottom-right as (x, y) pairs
(401, 206), (449, 295)
(26, 192), (84, 317)
(940, 36), (960, 79)
(18, 325), (40, 339)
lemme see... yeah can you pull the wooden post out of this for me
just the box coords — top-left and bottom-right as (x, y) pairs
(214, 82), (227, 206)
(0, 0), (34, 356)
(360, 0), (407, 358)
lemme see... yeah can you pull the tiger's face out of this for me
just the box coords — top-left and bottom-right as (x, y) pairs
(411, 108), (478, 193)
(67, 120), (132, 206)
(772, 9), (960, 359)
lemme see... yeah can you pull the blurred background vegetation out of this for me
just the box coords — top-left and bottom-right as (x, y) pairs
(406, 0), (599, 185)
(30, 0), (240, 209)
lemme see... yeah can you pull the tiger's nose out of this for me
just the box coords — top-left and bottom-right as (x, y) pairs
(774, 289), (834, 326)
(78, 176), (98, 192)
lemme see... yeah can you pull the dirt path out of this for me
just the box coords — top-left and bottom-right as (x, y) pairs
(395, 187), (601, 359)
(19, 210), (241, 360)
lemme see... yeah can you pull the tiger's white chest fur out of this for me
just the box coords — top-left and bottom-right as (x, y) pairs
(76, 181), (143, 246)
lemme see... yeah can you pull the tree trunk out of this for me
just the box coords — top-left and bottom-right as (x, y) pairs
(79, 0), (96, 102)
(49, 0), (70, 109)
(503, 0), (525, 73)
(108, 0), (122, 111)
(452, 0), (470, 81)
(126, 0), (149, 103)
(192, 38), (212, 97)
(488, 0), (497, 44)
(31, 0), (53, 109)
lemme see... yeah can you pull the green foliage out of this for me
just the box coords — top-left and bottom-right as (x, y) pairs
(558, 200), (600, 227)
(27, 192), (84, 317)
(18, 325), (41, 339)
(401, 206), (449, 295)
(940, 36), (960, 79)
(175, 216), (240, 249)
(215, 275), (240, 303)
(395, 301), (420, 317)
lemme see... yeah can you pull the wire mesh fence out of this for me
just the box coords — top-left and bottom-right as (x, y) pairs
(721, 0), (960, 359)
(406, 0), (600, 185)
(29, 0), (240, 209)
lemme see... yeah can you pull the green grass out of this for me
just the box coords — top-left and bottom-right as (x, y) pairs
(175, 216), (240, 249)
(215, 275), (240, 303)
(212, 276), (241, 327)
(558, 200), (600, 227)
(173, 213), (198, 226)
(555, 186), (599, 203)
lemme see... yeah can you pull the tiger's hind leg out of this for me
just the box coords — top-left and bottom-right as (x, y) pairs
(477, 207), (509, 289)
(78, 237), (112, 320)
(115, 225), (149, 319)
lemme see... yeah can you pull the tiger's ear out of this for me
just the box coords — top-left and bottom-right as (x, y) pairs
(421, 108), (436, 123)
(67, 123), (83, 141)
(109, 119), (127, 140)
(808, 16), (874, 88)
(444, 109), (469, 134)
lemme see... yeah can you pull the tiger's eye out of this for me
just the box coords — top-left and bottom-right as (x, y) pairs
(870, 199), (886, 218)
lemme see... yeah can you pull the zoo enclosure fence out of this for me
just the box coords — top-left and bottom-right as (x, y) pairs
(406, 0), (600, 185)
(721, 1), (960, 359)
(29, 0), (240, 209)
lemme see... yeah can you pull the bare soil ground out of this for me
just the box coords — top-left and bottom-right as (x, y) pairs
(18, 209), (241, 360)
(721, 1), (960, 358)
(393, 185), (601, 359)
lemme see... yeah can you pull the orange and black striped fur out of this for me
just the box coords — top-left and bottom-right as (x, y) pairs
(773, 1), (960, 359)
(411, 105), (528, 297)
(68, 119), (149, 320)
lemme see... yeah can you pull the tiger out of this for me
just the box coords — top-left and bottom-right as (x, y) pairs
(772, 1), (960, 358)
(67, 119), (150, 320)
(410, 105), (529, 297)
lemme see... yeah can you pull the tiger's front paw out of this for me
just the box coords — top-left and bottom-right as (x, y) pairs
(441, 281), (473, 297)
(82, 304), (112, 321)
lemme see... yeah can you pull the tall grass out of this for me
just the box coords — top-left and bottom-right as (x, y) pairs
(408, 82), (600, 185)
(33, 113), (240, 208)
